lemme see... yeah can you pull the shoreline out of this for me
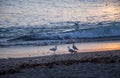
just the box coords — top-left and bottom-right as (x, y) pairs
(0, 50), (120, 75)
(0, 36), (120, 47)
(0, 40), (120, 59)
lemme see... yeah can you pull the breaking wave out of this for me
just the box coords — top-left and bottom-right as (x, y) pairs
(0, 21), (120, 47)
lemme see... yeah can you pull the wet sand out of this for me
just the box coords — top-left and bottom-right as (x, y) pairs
(0, 41), (120, 58)
(0, 50), (120, 78)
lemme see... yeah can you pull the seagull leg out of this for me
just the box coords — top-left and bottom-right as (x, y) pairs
(54, 51), (55, 62)
(54, 51), (55, 56)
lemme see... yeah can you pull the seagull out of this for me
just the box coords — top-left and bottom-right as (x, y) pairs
(72, 43), (79, 50)
(50, 45), (57, 55)
(68, 46), (77, 54)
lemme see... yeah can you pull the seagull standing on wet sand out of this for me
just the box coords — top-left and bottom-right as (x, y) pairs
(50, 45), (57, 56)
(72, 43), (79, 50)
(50, 45), (57, 62)
(68, 46), (77, 54)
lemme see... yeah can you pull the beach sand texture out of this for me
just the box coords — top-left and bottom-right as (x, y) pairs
(0, 50), (120, 78)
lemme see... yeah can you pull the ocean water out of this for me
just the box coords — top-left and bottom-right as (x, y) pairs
(0, 0), (120, 27)
(0, 0), (120, 47)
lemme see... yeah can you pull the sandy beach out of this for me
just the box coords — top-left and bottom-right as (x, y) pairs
(0, 50), (120, 78)
(0, 0), (120, 78)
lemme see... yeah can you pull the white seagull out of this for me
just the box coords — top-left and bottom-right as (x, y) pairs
(50, 45), (57, 55)
(72, 43), (79, 50)
(68, 46), (77, 54)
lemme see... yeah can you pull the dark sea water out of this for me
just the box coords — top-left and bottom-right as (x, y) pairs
(0, 0), (120, 47)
